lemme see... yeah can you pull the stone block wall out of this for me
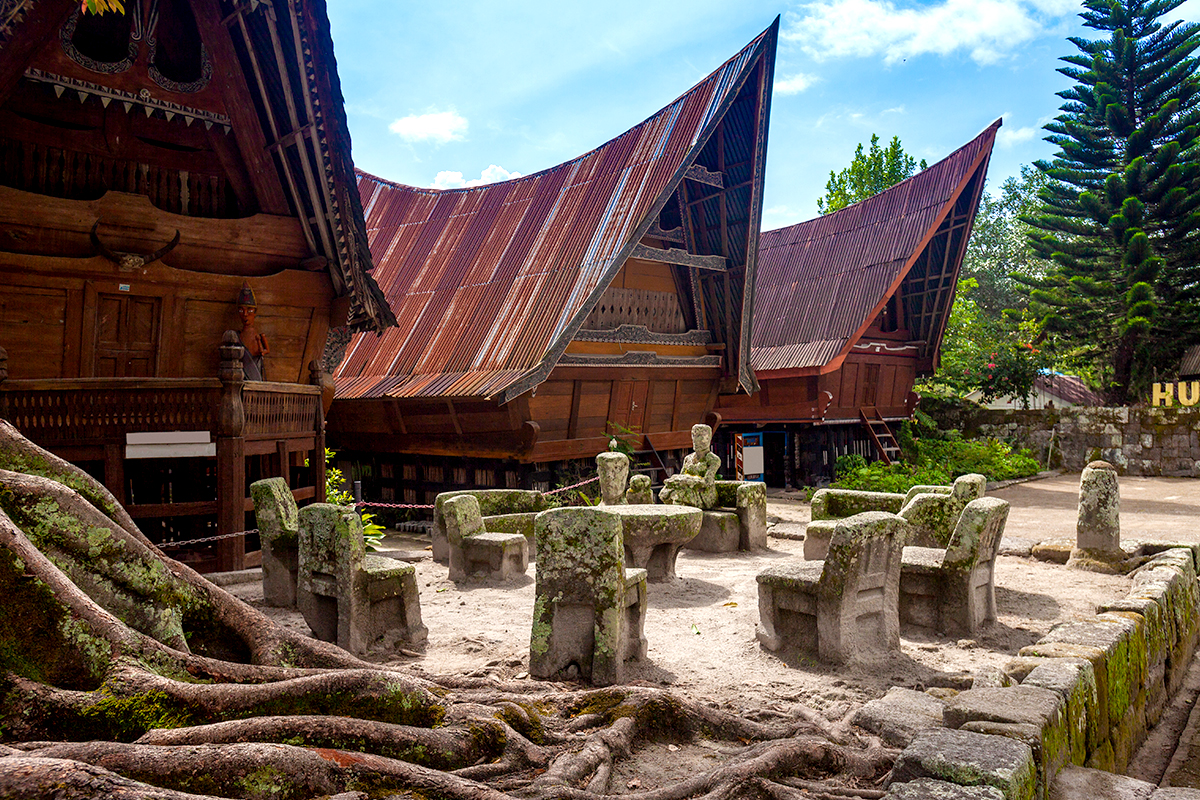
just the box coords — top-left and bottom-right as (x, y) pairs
(925, 405), (1200, 477)
(879, 545), (1200, 799)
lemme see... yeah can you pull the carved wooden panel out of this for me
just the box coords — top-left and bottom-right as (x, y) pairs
(94, 292), (160, 377)
(582, 287), (687, 333)
(0, 284), (65, 378)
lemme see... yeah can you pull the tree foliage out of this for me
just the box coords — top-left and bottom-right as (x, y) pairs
(816, 134), (928, 214)
(1021, 0), (1200, 403)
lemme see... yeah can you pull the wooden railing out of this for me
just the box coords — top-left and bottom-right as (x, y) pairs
(243, 381), (321, 440)
(0, 378), (222, 443)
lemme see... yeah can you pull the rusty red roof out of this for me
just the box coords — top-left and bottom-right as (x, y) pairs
(751, 120), (1001, 374)
(335, 22), (777, 400)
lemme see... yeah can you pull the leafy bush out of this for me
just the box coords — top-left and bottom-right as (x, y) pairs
(314, 448), (385, 551)
(832, 437), (1040, 493)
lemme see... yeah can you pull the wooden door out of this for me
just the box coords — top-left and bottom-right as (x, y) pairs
(94, 293), (161, 377)
(608, 380), (649, 434)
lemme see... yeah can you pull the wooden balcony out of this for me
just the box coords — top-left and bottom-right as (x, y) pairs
(0, 344), (327, 573)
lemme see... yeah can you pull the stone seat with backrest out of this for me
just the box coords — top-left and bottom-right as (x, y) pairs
(684, 481), (769, 553)
(530, 507), (648, 686)
(250, 477), (300, 607)
(899, 496), (1010, 636)
(757, 511), (909, 664)
(443, 494), (529, 581)
(297, 503), (427, 655)
(804, 474), (987, 560)
(434, 490), (548, 562)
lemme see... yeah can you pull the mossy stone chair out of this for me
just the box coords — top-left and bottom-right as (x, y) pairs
(757, 511), (909, 664)
(297, 503), (427, 654)
(250, 477), (299, 607)
(529, 507), (647, 686)
(900, 496), (1010, 636)
(443, 494), (529, 581)
(898, 473), (987, 548)
(434, 490), (548, 562)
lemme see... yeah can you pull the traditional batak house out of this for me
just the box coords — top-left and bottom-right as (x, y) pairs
(328, 23), (777, 503)
(0, 0), (394, 570)
(716, 121), (1001, 486)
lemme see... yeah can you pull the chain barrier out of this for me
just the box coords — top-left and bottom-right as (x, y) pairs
(544, 475), (599, 495)
(164, 528), (258, 546)
(357, 501), (435, 509)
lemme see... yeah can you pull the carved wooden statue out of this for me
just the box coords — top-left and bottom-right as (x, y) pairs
(237, 282), (270, 381)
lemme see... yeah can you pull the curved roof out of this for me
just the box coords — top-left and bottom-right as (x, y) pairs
(336, 22), (777, 401)
(751, 120), (1001, 374)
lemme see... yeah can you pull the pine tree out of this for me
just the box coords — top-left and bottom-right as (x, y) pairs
(817, 134), (927, 214)
(1022, 0), (1200, 404)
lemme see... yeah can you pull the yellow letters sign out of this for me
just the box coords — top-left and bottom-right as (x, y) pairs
(1152, 382), (1200, 407)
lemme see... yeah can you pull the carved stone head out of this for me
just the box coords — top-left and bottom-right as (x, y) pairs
(691, 423), (713, 455)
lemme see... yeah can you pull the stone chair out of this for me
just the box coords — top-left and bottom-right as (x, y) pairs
(685, 480), (769, 553)
(898, 473), (987, 548)
(757, 511), (909, 664)
(250, 477), (300, 607)
(433, 489), (548, 562)
(297, 503), (427, 654)
(529, 507), (648, 686)
(443, 494), (529, 581)
(804, 474), (987, 559)
(899, 496), (1010, 636)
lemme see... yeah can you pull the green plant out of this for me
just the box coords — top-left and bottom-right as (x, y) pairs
(308, 448), (385, 551)
(831, 438), (1039, 493)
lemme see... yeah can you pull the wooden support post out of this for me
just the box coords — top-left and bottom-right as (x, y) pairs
(276, 440), (291, 486)
(216, 331), (246, 572)
(103, 443), (126, 508)
(310, 360), (327, 502)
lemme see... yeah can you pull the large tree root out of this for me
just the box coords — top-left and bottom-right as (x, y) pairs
(0, 421), (896, 800)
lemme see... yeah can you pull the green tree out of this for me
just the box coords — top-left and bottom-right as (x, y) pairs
(961, 166), (1050, 317)
(816, 134), (928, 213)
(1021, 0), (1200, 404)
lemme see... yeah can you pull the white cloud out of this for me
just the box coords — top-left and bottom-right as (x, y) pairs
(431, 164), (524, 190)
(774, 73), (819, 94)
(996, 112), (1053, 148)
(784, 0), (1079, 65)
(389, 109), (468, 144)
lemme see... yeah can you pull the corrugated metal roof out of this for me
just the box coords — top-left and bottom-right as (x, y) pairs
(334, 24), (776, 400)
(1181, 345), (1200, 378)
(750, 120), (1001, 373)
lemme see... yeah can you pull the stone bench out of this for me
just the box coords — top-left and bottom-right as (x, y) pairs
(607, 504), (702, 581)
(434, 490), (547, 563)
(805, 473), (988, 560)
(683, 481), (769, 553)
(443, 495), (528, 581)
(758, 511), (909, 664)
(250, 477), (300, 607)
(530, 507), (648, 686)
(899, 496), (1010, 636)
(298, 503), (427, 654)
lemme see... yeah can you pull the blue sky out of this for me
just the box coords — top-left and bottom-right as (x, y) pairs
(328, 0), (1200, 231)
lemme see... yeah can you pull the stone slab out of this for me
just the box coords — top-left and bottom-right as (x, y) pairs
(1049, 765), (1154, 800)
(891, 728), (1037, 800)
(887, 778), (1005, 799)
(852, 686), (946, 747)
(1031, 539), (1074, 564)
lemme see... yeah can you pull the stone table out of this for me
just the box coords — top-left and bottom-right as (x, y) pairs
(607, 505), (702, 581)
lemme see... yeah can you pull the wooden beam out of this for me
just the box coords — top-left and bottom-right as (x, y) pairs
(193, 0), (290, 215)
(644, 222), (685, 244)
(629, 244), (727, 272)
(685, 164), (724, 188)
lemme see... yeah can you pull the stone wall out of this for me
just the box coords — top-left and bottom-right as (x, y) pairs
(870, 543), (1200, 799)
(925, 404), (1200, 477)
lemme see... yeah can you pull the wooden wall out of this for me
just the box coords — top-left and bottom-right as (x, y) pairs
(0, 252), (333, 382)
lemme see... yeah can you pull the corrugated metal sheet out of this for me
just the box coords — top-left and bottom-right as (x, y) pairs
(750, 120), (1001, 373)
(1182, 345), (1200, 378)
(335, 26), (774, 400)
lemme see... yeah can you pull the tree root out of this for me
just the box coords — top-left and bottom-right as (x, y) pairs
(0, 420), (897, 800)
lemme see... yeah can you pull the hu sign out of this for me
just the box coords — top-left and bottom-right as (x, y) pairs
(1152, 382), (1200, 406)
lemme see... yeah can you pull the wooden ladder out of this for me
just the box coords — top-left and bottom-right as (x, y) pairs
(859, 408), (901, 466)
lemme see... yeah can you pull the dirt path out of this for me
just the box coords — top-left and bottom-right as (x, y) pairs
(230, 472), (1198, 715)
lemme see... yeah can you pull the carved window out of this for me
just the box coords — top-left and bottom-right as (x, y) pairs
(148, 0), (211, 92)
(62, 8), (136, 73)
(402, 463), (418, 482)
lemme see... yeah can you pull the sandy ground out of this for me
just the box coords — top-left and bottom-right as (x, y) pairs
(229, 472), (1198, 716)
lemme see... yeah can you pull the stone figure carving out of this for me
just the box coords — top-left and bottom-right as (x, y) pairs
(237, 282), (270, 381)
(596, 439), (630, 506)
(659, 424), (721, 509)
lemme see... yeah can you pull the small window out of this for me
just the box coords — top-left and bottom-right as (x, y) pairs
(381, 486), (395, 502)
(149, 0), (210, 91)
(505, 470), (519, 489)
(402, 464), (418, 482)
(425, 465), (443, 483)
(451, 467), (468, 485)
(63, 8), (135, 73)
(403, 488), (418, 505)
(476, 469), (497, 488)
(879, 294), (902, 333)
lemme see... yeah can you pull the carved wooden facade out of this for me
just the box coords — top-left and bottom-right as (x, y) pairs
(0, 0), (392, 570)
